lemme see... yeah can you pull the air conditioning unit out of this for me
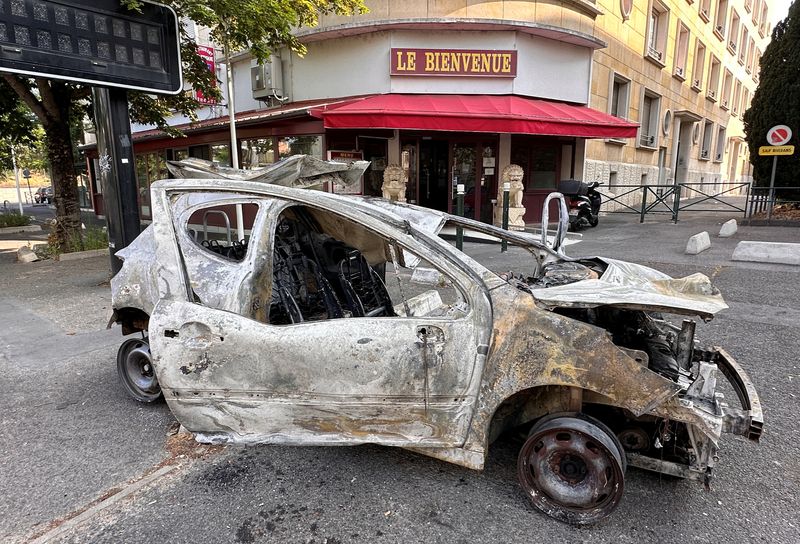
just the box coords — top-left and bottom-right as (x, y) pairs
(701, 149), (709, 159)
(675, 67), (684, 77)
(729, 41), (737, 51)
(648, 47), (662, 61)
(251, 55), (285, 100)
(640, 134), (655, 146)
(716, 24), (724, 33)
(693, 79), (701, 87)
(708, 89), (716, 98)
(715, 153), (722, 161)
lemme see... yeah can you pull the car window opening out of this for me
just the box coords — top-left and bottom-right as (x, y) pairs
(267, 205), (467, 325)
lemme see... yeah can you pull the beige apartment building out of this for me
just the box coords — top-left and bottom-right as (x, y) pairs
(586, 0), (773, 199)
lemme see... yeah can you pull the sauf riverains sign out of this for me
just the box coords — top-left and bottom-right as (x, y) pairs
(390, 48), (517, 77)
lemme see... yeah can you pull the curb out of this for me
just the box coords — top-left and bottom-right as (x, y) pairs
(58, 248), (108, 261)
(0, 224), (41, 234)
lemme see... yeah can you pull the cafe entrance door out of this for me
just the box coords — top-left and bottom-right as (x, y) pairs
(402, 135), (498, 223)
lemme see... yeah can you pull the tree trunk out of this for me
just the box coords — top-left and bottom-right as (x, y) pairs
(41, 86), (81, 250)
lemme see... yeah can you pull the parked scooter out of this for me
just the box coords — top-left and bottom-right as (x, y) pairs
(557, 179), (602, 231)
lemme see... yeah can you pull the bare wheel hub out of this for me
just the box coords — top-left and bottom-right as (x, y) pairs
(117, 337), (162, 403)
(518, 414), (626, 525)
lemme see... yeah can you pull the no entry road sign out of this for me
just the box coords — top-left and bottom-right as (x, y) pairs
(766, 125), (793, 146)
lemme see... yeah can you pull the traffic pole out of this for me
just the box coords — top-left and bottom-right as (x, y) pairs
(501, 182), (510, 253)
(11, 146), (23, 215)
(456, 183), (464, 251)
(766, 155), (778, 221)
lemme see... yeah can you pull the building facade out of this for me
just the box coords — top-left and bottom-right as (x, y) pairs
(585, 0), (772, 205)
(89, 0), (774, 223)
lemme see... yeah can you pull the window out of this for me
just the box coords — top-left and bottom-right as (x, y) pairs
(692, 40), (706, 90)
(746, 37), (755, 73)
(707, 55), (721, 100)
(700, 119), (714, 160)
(715, 126), (726, 162)
(241, 138), (276, 169)
(646, 1), (669, 63)
(699, 0), (711, 22)
(732, 80), (741, 116)
(278, 135), (323, 159)
(266, 205), (467, 325)
(721, 69), (733, 109)
(759, 4), (768, 36)
(210, 143), (230, 166)
(187, 202), (259, 262)
(638, 91), (661, 148)
(134, 151), (167, 219)
(674, 23), (690, 79)
(744, 0), (752, 13)
(608, 171), (618, 189)
(741, 89), (751, 116)
(714, 0), (728, 39)
(739, 27), (748, 65)
(728, 11), (740, 53)
(621, 0), (633, 20)
(609, 73), (631, 120)
(752, 0), (761, 25)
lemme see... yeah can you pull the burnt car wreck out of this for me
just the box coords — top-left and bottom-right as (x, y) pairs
(110, 169), (762, 525)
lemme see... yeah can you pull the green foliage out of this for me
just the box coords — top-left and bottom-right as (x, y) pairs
(743, 1), (800, 193)
(0, 212), (32, 228)
(44, 226), (108, 258)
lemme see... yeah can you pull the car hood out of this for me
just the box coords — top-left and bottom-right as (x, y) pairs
(527, 257), (728, 320)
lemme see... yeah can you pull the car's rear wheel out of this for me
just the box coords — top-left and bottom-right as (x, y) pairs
(517, 414), (625, 525)
(117, 337), (162, 403)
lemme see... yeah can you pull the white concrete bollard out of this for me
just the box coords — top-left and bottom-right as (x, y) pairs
(718, 219), (738, 238)
(686, 232), (711, 255)
(17, 246), (39, 263)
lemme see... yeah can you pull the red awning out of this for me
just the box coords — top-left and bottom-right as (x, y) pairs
(310, 94), (638, 139)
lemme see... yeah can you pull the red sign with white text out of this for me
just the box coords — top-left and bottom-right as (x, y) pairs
(390, 48), (517, 77)
(196, 45), (217, 105)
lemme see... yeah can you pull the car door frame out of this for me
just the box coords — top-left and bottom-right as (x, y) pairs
(147, 182), (494, 448)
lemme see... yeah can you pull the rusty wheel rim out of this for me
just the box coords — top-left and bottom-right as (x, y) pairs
(518, 416), (625, 525)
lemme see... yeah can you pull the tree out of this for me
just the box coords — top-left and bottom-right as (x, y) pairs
(0, 0), (366, 249)
(743, 0), (800, 196)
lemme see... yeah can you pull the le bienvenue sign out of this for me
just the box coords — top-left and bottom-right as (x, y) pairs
(390, 48), (518, 77)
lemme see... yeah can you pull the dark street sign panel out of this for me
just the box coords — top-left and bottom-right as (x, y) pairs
(0, 0), (181, 94)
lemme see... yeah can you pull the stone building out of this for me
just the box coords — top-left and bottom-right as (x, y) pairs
(585, 0), (773, 211)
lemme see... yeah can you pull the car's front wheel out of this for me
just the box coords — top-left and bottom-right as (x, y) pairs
(517, 414), (625, 525)
(117, 337), (162, 403)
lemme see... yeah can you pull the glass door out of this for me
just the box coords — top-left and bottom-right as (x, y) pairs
(451, 142), (477, 220)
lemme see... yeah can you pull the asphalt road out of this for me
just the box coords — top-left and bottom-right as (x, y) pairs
(0, 211), (798, 543)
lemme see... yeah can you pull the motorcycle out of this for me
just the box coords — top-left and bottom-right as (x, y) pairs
(557, 179), (602, 231)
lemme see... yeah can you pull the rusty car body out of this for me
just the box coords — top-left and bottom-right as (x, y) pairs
(110, 177), (762, 525)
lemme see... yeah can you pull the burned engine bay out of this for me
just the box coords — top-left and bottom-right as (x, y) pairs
(502, 259), (738, 472)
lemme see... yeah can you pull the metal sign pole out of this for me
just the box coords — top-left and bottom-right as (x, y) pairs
(766, 155), (778, 221)
(11, 147), (24, 215)
(92, 87), (141, 275)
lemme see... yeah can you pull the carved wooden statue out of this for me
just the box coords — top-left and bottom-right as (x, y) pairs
(381, 164), (407, 203)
